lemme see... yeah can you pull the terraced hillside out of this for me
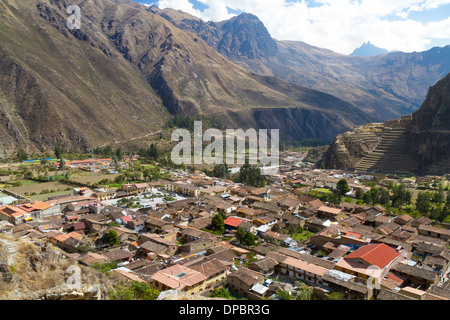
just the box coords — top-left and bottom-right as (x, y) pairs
(355, 119), (419, 174)
(321, 72), (450, 176)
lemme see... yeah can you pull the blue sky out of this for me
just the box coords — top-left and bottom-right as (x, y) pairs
(137, 0), (450, 54)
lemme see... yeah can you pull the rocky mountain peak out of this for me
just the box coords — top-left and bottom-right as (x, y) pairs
(217, 12), (277, 60)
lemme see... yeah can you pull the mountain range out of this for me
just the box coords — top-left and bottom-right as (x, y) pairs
(149, 6), (450, 121)
(0, 0), (449, 157)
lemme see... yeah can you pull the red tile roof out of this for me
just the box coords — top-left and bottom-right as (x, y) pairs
(344, 243), (400, 268)
(121, 215), (133, 223)
(224, 217), (244, 228)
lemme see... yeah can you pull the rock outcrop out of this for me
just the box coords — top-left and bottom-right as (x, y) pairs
(320, 73), (450, 176)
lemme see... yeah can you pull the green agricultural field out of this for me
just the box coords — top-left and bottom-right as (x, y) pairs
(71, 173), (122, 185)
(29, 190), (74, 201)
(314, 188), (332, 194)
(5, 181), (73, 198)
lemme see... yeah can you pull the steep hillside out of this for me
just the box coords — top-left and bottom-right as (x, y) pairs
(0, 0), (170, 154)
(407, 74), (450, 174)
(0, 236), (110, 300)
(151, 7), (450, 122)
(320, 73), (450, 176)
(0, 0), (372, 153)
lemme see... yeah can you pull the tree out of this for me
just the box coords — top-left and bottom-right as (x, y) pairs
(130, 281), (159, 300)
(212, 163), (229, 179)
(234, 162), (266, 187)
(235, 227), (255, 246)
(336, 179), (349, 196)
(210, 287), (231, 299)
(275, 290), (291, 300)
(104, 230), (120, 246)
(143, 166), (161, 181)
(148, 143), (158, 160)
(242, 229), (256, 246)
(379, 188), (391, 206)
(115, 147), (124, 162)
(416, 191), (432, 213)
(108, 281), (160, 300)
(54, 146), (64, 159)
(17, 148), (28, 162)
(363, 191), (373, 206)
(391, 184), (412, 208)
(60, 157), (66, 171)
(355, 188), (364, 200)
(212, 213), (225, 234)
(446, 190), (450, 207)
(295, 287), (313, 300)
(432, 189), (445, 205)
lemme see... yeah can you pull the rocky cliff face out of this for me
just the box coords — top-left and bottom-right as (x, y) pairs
(319, 123), (385, 170)
(0, 236), (111, 300)
(407, 74), (450, 174)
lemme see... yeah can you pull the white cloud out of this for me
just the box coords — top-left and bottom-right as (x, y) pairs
(154, 0), (450, 54)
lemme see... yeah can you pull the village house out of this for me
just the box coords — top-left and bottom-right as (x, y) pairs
(140, 233), (179, 256)
(73, 187), (93, 197)
(103, 248), (134, 263)
(314, 177), (340, 190)
(277, 196), (302, 213)
(180, 238), (217, 254)
(56, 158), (112, 169)
(390, 261), (440, 289)
(198, 185), (229, 197)
(50, 231), (85, 253)
(321, 269), (369, 300)
(79, 252), (109, 266)
(309, 225), (368, 250)
(104, 226), (139, 244)
(278, 255), (329, 286)
(92, 190), (117, 201)
(188, 258), (229, 289)
(0, 205), (30, 224)
(226, 267), (265, 298)
(139, 241), (173, 260)
(126, 219), (146, 232)
(235, 206), (267, 220)
(164, 182), (199, 197)
(334, 243), (403, 288)
(112, 268), (146, 284)
(150, 264), (207, 295)
(205, 247), (237, 266)
(16, 201), (55, 220)
(394, 214), (414, 226)
(418, 224), (450, 241)
(410, 216), (434, 229)
(144, 216), (173, 234)
(248, 257), (278, 275)
(317, 206), (346, 222)
(298, 195), (324, 209)
(251, 201), (283, 216)
(46, 195), (97, 213)
(263, 231), (291, 246)
(224, 216), (246, 231)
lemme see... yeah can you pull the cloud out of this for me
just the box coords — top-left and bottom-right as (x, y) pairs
(153, 0), (450, 54)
